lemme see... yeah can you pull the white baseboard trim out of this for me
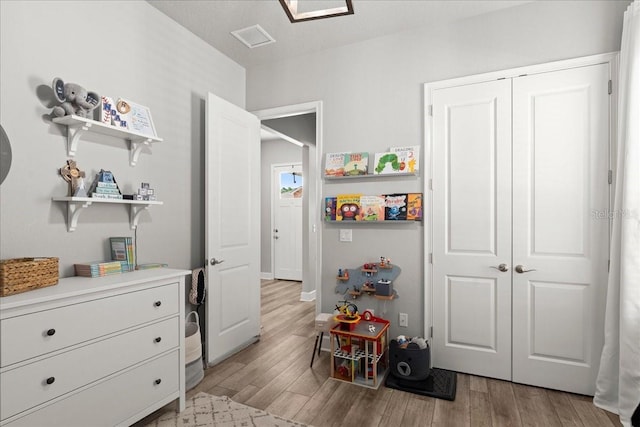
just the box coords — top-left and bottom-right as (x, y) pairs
(300, 289), (316, 301)
(261, 272), (274, 280)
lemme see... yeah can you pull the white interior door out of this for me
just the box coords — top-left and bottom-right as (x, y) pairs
(273, 164), (303, 281)
(205, 93), (260, 366)
(511, 64), (610, 395)
(431, 78), (513, 380)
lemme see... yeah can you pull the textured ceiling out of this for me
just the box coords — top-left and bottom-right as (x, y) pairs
(147, 0), (530, 68)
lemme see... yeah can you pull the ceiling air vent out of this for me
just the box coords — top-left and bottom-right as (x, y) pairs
(231, 24), (275, 49)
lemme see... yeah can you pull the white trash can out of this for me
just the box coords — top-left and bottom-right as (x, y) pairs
(185, 311), (204, 390)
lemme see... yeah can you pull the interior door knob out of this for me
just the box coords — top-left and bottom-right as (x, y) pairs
(490, 263), (509, 272)
(515, 265), (536, 273)
(210, 258), (225, 266)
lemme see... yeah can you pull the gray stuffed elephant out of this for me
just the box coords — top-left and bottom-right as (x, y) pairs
(51, 77), (100, 118)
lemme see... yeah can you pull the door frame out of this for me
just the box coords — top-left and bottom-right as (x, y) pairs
(423, 51), (618, 345)
(271, 162), (303, 281)
(253, 101), (323, 312)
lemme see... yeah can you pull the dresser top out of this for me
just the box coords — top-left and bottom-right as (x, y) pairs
(0, 268), (191, 312)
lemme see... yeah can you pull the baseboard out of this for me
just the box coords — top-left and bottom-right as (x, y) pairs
(300, 289), (316, 301)
(261, 272), (274, 280)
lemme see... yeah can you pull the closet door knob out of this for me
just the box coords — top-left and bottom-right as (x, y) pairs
(46, 328), (56, 336)
(46, 377), (55, 385)
(154, 337), (162, 343)
(490, 263), (509, 272)
(154, 301), (162, 307)
(515, 265), (536, 274)
(155, 379), (162, 385)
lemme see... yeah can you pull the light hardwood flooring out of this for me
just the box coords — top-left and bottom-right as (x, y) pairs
(143, 279), (622, 427)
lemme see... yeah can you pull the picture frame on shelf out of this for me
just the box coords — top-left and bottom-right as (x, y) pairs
(116, 98), (157, 138)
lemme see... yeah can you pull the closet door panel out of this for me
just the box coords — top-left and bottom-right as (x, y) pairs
(431, 79), (512, 380)
(511, 63), (610, 395)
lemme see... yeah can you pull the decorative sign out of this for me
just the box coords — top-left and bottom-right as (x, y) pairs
(117, 98), (157, 137)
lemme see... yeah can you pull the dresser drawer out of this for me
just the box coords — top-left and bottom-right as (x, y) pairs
(1, 317), (178, 421)
(0, 282), (178, 367)
(3, 350), (179, 427)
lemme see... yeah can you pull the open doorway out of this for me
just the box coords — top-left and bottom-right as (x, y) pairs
(253, 102), (323, 313)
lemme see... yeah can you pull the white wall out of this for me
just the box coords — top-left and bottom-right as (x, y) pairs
(246, 0), (628, 338)
(0, 1), (245, 276)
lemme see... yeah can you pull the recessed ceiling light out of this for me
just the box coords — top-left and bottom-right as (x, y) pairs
(231, 24), (276, 49)
(279, 0), (354, 23)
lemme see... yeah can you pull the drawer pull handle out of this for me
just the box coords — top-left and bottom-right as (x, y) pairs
(154, 301), (162, 307)
(154, 337), (162, 343)
(155, 379), (162, 385)
(46, 328), (56, 336)
(46, 377), (55, 385)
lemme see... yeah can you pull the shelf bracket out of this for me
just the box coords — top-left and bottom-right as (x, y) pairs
(129, 139), (153, 166)
(130, 204), (151, 229)
(66, 200), (93, 232)
(66, 122), (93, 157)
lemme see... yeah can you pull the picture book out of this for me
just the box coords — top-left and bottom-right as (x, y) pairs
(343, 152), (369, 176)
(324, 197), (337, 221)
(373, 152), (402, 174)
(74, 260), (125, 277)
(384, 193), (408, 220)
(336, 193), (362, 221)
(359, 195), (386, 221)
(325, 152), (348, 177)
(406, 193), (423, 221)
(109, 236), (135, 272)
(390, 145), (420, 174)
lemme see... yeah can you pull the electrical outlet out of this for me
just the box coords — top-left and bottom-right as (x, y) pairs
(399, 313), (408, 327)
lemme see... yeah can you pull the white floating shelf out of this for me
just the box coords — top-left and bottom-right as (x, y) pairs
(52, 197), (163, 232)
(324, 172), (418, 180)
(52, 115), (163, 166)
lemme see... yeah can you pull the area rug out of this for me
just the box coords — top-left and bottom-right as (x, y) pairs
(144, 392), (309, 427)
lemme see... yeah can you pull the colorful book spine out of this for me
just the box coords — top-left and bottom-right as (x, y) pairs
(325, 197), (337, 221)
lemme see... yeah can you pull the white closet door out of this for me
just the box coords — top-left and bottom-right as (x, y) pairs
(511, 64), (610, 395)
(431, 79), (513, 380)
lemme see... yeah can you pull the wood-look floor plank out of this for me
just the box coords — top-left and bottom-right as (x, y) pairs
(432, 373), (471, 426)
(310, 382), (366, 427)
(569, 394), (618, 427)
(231, 384), (260, 404)
(265, 391), (310, 420)
(470, 390), (493, 427)
(287, 355), (331, 396)
(512, 383), (562, 427)
(487, 377), (523, 427)
(342, 387), (393, 427)
(292, 379), (341, 425)
(470, 376), (489, 393)
(378, 388), (412, 427)
(545, 389), (584, 427)
(400, 394), (436, 427)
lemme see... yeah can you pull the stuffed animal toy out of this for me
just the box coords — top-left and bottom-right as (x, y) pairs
(51, 77), (100, 118)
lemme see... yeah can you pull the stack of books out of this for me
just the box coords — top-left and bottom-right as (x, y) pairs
(92, 181), (122, 200)
(109, 237), (135, 272)
(75, 260), (127, 277)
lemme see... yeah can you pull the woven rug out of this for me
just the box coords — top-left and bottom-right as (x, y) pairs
(144, 392), (309, 427)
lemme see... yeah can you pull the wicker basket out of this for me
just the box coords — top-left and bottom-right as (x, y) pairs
(0, 257), (59, 297)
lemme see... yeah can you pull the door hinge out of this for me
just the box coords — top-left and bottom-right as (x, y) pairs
(428, 105), (433, 116)
(608, 80), (612, 95)
(608, 170), (613, 184)
(608, 260), (610, 272)
(430, 326), (433, 338)
(428, 253), (433, 264)
(429, 178), (433, 190)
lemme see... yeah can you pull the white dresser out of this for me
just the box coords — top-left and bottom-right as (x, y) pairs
(0, 268), (190, 426)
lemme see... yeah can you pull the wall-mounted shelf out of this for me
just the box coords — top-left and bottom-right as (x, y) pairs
(52, 197), (163, 232)
(52, 115), (163, 166)
(324, 172), (417, 181)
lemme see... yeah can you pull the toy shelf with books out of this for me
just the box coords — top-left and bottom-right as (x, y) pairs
(324, 146), (420, 180)
(324, 193), (422, 223)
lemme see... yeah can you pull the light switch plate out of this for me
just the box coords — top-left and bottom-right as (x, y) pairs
(339, 229), (352, 242)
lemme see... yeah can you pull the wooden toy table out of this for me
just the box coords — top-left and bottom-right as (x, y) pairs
(330, 318), (389, 389)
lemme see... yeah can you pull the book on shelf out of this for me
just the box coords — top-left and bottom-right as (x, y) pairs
(406, 193), (423, 221)
(336, 193), (361, 221)
(343, 152), (369, 176)
(136, 263), (168, 270)
(384, 193), (408, 220)
(389, 145), (420, 174)
(109, 236), (135, 271)
(324, 197), (337, 221)
(75, 260), (126, 277)
(359, 195), (385, 221)
(324, 152), (348, 177)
